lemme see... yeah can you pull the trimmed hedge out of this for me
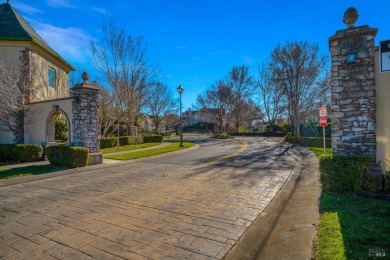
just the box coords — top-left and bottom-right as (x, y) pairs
(319, 154), (374, 192)
(230, 132), (284, 137)
(46, 146), (89, 168)
(0, 144), (16, 161)
(143, 135), (163, 143)
(99, 136), (143, 149)
(156, 131), (172, 136)
(285, 136), (332, 148)
(0, 144), (42, 162)
(212, 132), (231, 139)
(99, 137), (117, 149)
(15, 144), (43, 162)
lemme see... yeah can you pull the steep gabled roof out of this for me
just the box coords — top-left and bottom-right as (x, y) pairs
(0, 3), (74, 71)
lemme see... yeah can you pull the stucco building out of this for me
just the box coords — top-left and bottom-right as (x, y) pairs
(0, 2), (75, 145)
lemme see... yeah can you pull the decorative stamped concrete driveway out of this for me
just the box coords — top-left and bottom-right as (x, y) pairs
(0, 137), (300, 259)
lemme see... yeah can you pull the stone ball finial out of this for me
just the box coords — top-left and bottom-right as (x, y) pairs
(343, 7), (359, 27)
(81, 72), (89, 83)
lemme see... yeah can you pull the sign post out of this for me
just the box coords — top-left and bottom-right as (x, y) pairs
(319, 107), (328, 154)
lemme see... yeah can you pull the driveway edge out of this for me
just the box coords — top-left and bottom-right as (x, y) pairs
(224, 146), (321, 260)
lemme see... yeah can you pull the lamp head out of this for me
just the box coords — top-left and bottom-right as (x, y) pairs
(177, 85), (184, 95)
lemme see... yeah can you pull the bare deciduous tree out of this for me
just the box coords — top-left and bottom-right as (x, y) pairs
(269, 41), (329, 137)
(257, 62), (286, 132)
(228, 65), (255, 131)
(99, 87), (119, 137)
(238, 99), (262, 131)
(0, 51), (34, 143)
(146, 83), (175, 132)
(197, 80), (233, 132)
(91, 19), (159, 136)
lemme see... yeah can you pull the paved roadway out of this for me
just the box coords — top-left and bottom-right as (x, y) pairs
(0, 135), (302, 259)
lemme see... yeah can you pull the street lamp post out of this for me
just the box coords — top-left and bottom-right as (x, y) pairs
(177, 85), (184, 147)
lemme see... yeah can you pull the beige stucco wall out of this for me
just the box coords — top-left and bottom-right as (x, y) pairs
(0, 41), (71, 103)
(0, 46), (24, 68)
(375, 51), (390, 172)
(30, 51), (70, 102)
(0, 46), (24, 144)
(0, 41), (73, 144)
(24, 98), (73, 145)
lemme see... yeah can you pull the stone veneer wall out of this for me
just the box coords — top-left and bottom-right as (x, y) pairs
(329, 25), (378, 159)
(71, 83), (100, 153)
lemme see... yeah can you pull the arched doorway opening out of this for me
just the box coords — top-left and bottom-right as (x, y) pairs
(46, 105), (71, 145)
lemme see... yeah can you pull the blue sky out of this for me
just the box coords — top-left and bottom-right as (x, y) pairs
(9, 0), (390, 109)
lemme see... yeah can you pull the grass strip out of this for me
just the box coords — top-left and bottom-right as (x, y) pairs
(308, 146), (332, 157)
(0, 165), (68, 179)
(317, 192), (390, 259)
(100, 142), (161, 154)
(106, 142), (194, 160)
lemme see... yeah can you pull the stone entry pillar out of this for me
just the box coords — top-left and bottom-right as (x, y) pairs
(329, 7), (378, 159)
(71, 72), (100, 154)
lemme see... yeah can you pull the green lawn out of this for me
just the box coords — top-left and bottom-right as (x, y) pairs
(106, 142), (194, 160)
(308, 146), (332, 157)
(100, 142), (161, 154)
(317, 192), (390, 259)
(0, 165), (68, 179)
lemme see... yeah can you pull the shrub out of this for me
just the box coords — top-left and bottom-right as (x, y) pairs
(14, 144), (43, 162)
(212, 132), (231, 139)
(319, 154), (372, 192)
(55, 114), (68, 142)
(99, 137), (118, 149)
(100, 136), (144, 149)
(0, 144), (16, 161)
(126, 136), (143, 145)
(285, 136), (331, 148)
(158, 131), (172, 136)
(0, 144), (42, 162)
(46, 146), (89, 168)
(143, 135), (163, 143)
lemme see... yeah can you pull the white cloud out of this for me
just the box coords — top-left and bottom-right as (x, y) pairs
(31, 21), (92, 64)
(47, 0), (77, 9)
(241, 55), (257, 65)
(13, 3), (43, 15)
(91, 6), (107, 15)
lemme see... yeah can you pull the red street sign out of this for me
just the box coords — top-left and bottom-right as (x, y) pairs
(320, 117), (327, 127)
(319, 107), (327, 126)
(319, 107), (327, 117)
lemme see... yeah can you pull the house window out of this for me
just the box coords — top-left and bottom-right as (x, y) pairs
(48, 68), (56, 88)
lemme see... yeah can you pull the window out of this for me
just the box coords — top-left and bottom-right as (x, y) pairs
(48, 68), (56, 88)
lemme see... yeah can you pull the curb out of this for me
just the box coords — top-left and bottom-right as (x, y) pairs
(224, 147), (321, 260)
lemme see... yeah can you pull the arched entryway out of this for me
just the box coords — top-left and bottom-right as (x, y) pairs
(46, 105), (71, 146)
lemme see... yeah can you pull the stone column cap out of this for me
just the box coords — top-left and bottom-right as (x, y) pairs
(329, 25), (378, 46)
(71, 83), (99, 91)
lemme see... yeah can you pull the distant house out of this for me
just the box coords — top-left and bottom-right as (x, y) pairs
(182, 108), (202, 127)
(0, 2), (75, 144)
